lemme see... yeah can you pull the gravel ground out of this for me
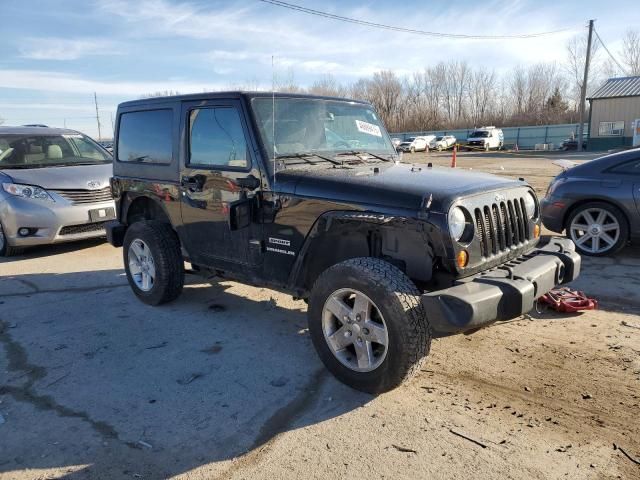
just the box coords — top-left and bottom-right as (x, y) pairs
(1, 152), (639, 480)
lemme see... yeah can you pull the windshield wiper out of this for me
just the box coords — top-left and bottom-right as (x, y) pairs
(275, 152), (342, 165)
(334, 151), (394, 162)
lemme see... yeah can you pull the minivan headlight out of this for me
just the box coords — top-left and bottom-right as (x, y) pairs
(2, 183), (54, 202)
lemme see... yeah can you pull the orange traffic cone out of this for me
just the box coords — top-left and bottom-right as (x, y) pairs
(451, 145), (457, 168)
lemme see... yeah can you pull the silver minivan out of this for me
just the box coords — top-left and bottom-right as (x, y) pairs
(0, 126), (114, 256)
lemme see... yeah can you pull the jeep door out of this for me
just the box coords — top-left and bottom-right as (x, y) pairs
(179, 99), (262, 268)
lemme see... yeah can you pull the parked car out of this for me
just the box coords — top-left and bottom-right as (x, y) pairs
(0, 126), (114, 256)
(467, 126), (504, 151)
(560, 138), (587, 151)
(106, 92), (579, 393)
(397, 136), (431, 153)
(541, 148), (640, 256)
(430, 135), (456, 151)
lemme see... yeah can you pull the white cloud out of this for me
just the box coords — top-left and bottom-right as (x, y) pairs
(18, 38), (120, 61)
(0, 69), (225, 96)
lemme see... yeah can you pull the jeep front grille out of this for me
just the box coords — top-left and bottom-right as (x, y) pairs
(52, 187), (112, 204)
(474, 197), (529, 257)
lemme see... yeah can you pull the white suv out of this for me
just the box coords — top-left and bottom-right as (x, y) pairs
(430, 135), (456, 151)
(397, 135), (433, 153)
(466, 127), (504, 151)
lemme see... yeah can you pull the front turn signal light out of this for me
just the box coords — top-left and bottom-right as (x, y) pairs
(457, 250), (469, 268)
(534, 224), (541, 238)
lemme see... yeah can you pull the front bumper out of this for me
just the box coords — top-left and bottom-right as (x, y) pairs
(540, 197), (566, 233)
(0, 195), (115, 247)
(422, 237), (581, 334)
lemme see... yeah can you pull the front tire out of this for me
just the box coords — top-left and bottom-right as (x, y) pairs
(308, 257), (431, 393)
(123, 221), (184, 305)
(566, 202), (628, 256)
(0, 221), (21, 257)
(410, 146), (415, 154)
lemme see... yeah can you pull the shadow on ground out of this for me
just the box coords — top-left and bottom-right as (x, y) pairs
(0, 269), (371, 479)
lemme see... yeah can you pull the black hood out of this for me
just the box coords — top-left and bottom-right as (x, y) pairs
(275, 163), (524, 213)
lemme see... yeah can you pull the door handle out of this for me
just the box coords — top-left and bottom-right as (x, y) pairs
(181, 175), (205, 192)
(235, 174), (261, 190)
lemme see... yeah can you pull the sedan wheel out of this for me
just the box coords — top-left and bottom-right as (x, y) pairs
(322, 288), (389, 372)
(568, 203), (627, 256)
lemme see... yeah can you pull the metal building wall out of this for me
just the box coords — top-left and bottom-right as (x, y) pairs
(588, 96), (640, 150)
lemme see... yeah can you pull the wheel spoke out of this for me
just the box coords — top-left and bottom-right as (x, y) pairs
(595, 210), (606, 225)
(354, 340), (374, 369)
(142, 272), (151, 290)
(601, 232), (616, 246)
(352, 293), (371, 321)
(326, 325), (354, 351)
(130, 241), (144, 262)
(575, 233), (592, 245)
(591, 236), (599, 253)
(325, 296), (352, 322)
(365, 321), (387, 346)
(572, 223), (589, 231)
(602, 223), (619, 231)
(583, 211), (596, 225)
(147, 258), (156, 279)
(129, 260), (142, 275)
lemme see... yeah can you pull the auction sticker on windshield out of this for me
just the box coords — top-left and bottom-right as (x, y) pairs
(355, 120), (382, 137)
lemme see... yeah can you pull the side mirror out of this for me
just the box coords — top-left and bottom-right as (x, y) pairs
(229, 197), (254, 230)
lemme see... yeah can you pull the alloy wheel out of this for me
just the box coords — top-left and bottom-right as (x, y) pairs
(570, 207), (620, 254)
(128, 239), (156, 291)
(321, 288), (389, 372)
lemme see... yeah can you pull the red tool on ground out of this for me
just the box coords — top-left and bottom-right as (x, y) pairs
(538, 287), (598, 313)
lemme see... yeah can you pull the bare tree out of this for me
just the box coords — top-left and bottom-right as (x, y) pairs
(565, 33), (601, 109)
(621, 29), (640, 75)
(468, 68), (496, 126)
(308, 74), (347, 97)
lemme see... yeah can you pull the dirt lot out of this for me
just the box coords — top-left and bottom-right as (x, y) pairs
(1, 152), (639, 480)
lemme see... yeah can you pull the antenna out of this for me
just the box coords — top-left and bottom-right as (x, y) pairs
(271, 55), (276, 190)
(93, 92), (102, 140)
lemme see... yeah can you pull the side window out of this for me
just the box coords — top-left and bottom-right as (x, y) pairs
(189, 107), (249, 168)
(610, 159), (640, 175)
(117, 109), (173, 164)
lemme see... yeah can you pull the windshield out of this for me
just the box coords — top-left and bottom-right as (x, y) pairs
(0, 133), (111, 169)
(470, 131), (490, 138)
(251, 97), (396, 162)
(404, 137), (415, 143)
(435, 136), (443, 141)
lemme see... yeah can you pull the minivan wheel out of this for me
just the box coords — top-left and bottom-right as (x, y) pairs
(123, 220), (184, 305)
(0, 221), (21, 257)
(308, 257), (431, 393)
(566, 202), (628, 256)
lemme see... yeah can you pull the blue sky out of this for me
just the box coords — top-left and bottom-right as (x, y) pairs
(1, 0), (638, 138)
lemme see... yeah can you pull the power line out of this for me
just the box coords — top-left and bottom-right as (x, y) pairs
(259, 0), (577, 39)
(594, 28), (628, 75)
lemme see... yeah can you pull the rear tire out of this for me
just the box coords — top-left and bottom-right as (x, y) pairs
(123, 220), (184, 305)
(308, 257), (431, 393)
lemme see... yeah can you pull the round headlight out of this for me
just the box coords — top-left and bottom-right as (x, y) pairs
(524, 192), (537, 219)
(448, 207), (467, 241)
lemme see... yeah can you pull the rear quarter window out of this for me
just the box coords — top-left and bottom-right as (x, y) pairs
(117, 109), (173, 164)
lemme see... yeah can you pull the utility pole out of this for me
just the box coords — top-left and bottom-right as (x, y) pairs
(576, 19), (594, 152)
(94, 92), (102, 141)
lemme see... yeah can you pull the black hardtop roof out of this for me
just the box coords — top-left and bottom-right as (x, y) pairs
(0, 126), (82, 136)
(117, 91), (371, 109)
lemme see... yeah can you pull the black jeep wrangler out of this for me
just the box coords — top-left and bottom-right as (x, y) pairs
(107, 92), (580, 393)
